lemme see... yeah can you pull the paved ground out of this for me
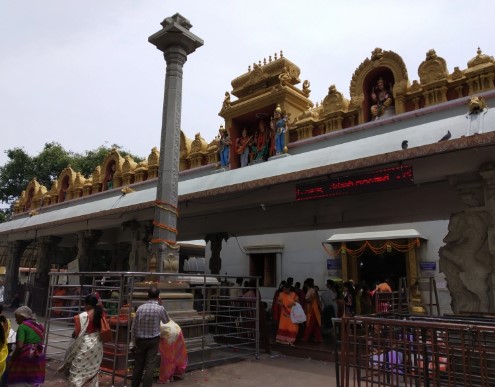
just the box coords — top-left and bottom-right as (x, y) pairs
(4, 309), (338, 386)
(43, 353), (337, 386)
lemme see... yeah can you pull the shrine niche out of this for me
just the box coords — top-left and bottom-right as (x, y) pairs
(350, 48), (409, 123)
(21, 179), (45, 211)
(57, 166), (77, 203)
(101, 149), (125, 190)
(220, 51), (312, 169)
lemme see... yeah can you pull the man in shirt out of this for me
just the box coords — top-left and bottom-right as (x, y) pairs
(131, 286), (170, 387)
(320, 279), (338, 333)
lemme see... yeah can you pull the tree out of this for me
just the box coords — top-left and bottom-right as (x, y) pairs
(0, 147), (35, 205)
(32, 142), (73, 189)
(0, 143), (144, 222)
(0, 208), (9, 223)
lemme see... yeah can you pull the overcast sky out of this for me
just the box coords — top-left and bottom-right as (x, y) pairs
(1, 0), (494, 168)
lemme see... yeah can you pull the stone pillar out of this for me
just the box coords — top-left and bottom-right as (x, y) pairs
(124, 220), (153, 272)
(4, 240), (30, 304)
(205, 233), (229, 275)
(35, 236), (61, 288)
(75, 230), (102, 272)
(148, 14), (203, 273)
(30, 236), (61, 315)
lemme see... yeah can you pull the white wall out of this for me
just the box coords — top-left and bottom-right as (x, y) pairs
(206, 219), (453, 313)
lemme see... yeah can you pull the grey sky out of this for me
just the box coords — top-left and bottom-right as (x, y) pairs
(1, 0), (494, 168)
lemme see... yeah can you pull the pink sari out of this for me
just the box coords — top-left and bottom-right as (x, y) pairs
(159, 320), (188, 383)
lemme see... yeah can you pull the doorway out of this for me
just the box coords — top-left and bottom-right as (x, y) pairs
(358, 249), (407, 291)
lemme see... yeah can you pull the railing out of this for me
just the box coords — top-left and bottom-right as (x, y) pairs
(44, 272), (260, 386)
(334, 314), (495, 387)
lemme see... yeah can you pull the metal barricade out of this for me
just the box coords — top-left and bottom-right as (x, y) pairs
(44, 272), (260, 385)
(335, 314), (495, 387)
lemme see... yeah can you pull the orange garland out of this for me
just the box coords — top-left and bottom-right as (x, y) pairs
(322, 238), (420, 259)
(152, 220), (177, 234)
(154, 200), (179, 216)
(149, 238), (180, 250)
(151, 200), (179, 249)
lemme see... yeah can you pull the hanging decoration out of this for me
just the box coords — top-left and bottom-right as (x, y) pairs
(322, 238), (420, 259)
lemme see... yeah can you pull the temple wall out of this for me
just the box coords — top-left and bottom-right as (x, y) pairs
(208, 219), (452, 314)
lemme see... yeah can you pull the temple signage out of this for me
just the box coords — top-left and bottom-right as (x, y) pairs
(296, 165), (414, 201)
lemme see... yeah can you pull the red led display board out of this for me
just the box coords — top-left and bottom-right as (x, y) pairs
(295, 165), (414, 201)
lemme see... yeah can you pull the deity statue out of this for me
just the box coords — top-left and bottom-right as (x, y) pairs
(439, 211), (493, 313)
(218, 125), (231, 169)
(222, 91), (231, 110)
(279, 66), (292, 86)
(106, 163), (116, 189)
(302, 80), (311, 97)
(236, 128), (252, 167)
(370, 77), (394, 120)
(252, 120), (269, 162)
(270, 104), (288, 155)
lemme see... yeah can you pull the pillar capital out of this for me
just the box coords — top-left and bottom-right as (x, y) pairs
(148, 13), (204, 56)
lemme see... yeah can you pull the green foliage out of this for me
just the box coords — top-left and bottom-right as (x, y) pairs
(0, 208), (10, 223)
(33, 142), (73, 188)
(0, 147), (35, 205)
(0, 142), (145, 221)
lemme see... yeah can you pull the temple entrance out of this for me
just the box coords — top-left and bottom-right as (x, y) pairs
(328, 232), (422, 292)
(358, 249), (407, 291)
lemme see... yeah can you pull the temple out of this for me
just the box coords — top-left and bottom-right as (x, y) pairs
(1, 46), (495, 316)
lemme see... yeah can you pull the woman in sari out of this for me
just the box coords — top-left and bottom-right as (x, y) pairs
(275, 283), (299, 346)
(59, 294), (104, 386)
(4, 306), (46, 386)
(158, 319), (188, 384)
(271, 281), (286, 337)
(302, 278), (322, 343)
(0, 314), (9, 378)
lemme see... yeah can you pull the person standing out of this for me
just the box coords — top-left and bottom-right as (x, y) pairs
(131, 286), (170, 387)
(4, 306), (46, 386)
(0, 314), (8, 380)
(158, 319), (188, 384)
(58, 293), (104, 386)
(302, 278), (322, 343)
(275, 283), (299, 346)
(320, 279), (337, 332)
